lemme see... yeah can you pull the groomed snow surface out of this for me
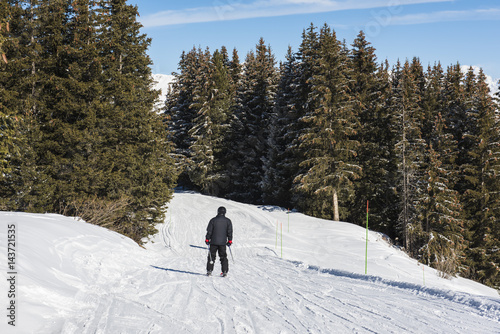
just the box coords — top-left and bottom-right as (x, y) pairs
(1, 191), (499, 333)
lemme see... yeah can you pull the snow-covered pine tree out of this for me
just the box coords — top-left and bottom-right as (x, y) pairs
(228, 47), (241, 98)
(294, 24), (360, 221)
(416, 63), (464, 276)
(188, 48), (234, 196)
(262, 46), (301, 207)
(227, 38), (278, 204)
(390, 60), (427, 255)
(186, 47), (214, 191)
(166, 46), (238, 196)
(349, 31), (396, 234)
(424, 116), (464, 277)
(283, 24), (320, 209)
(295, 24), (319, 109)
(421, 63), (443, 143)
(443, 64), (468, 191)
(461, 69), (500, 288)
(419, 64), (465, 276)
(165, 48), (204, 187)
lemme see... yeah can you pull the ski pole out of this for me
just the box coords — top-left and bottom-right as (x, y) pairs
(228, 245), (234, 263)
(207, 245), (214, 264)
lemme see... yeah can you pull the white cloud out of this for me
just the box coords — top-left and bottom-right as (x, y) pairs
(390, 8), (500, 25)
(139, 0), (452, 27)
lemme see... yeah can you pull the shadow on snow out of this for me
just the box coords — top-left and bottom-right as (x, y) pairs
(151, 265), (206, 277)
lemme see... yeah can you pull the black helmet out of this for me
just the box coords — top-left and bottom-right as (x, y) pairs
(217, 206), (226, 215)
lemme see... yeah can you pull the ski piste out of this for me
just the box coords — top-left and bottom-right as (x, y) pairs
(2, 191), (499, 333)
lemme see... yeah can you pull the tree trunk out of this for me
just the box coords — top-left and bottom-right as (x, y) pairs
(333, 188), (339, 221)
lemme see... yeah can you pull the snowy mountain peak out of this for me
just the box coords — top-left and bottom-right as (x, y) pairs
(152, 73), (174, 105)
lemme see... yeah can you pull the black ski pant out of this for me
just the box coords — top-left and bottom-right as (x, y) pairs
(207, 244), (228, 273)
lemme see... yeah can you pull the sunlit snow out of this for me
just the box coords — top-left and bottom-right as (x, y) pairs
(0, 191), (498, 333)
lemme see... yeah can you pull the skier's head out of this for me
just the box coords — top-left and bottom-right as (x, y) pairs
(217, 206), (226, 215)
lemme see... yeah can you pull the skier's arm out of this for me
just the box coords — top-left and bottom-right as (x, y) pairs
(227, 219), (233, 242)
(205, 220), (214, 241)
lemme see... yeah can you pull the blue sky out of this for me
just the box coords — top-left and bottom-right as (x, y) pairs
(129, 0), (500, 83)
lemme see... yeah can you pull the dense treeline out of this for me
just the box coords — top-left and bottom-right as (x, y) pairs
(0, 0), (176, 242)
(165, 24), (500, 289)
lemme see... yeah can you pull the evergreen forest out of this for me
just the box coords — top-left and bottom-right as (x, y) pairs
(165, 24), (500, 289)
(0, 1), (176, 242)
(0, 1), (499, 290)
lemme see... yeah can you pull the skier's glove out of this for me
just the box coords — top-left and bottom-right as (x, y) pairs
(205, 239), (210, 245)
(227, 240), (232, 246)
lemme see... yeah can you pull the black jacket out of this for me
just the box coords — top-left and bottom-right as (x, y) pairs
(206, 214), (233, 246)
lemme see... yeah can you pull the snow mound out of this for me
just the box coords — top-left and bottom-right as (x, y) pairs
(1, 192), (499, 333)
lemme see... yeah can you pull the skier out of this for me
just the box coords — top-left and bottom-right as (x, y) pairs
(205, 206), (233, 277)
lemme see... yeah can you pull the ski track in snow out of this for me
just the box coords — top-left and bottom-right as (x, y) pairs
(1, 191), (499, 333)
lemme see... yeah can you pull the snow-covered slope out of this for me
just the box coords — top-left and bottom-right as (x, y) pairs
(152, 73), (174, 106)
(1, 192), (499, 333)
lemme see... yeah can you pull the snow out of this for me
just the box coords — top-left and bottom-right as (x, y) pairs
(460, 65), (499, 96)
(152, 73), (174, 106)
(1, 191), (499, 333)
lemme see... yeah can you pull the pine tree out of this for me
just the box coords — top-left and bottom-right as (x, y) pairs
(166, 48), (201, 187)
(390, 60), (427, 255)
(11, 0), (108, 211)
(349, 31), (396, 233)
(421, 63), (443, 143)
(417, 63), (465, 276)
(4, 0), (176, 241)
(0, 1), (8, 63)
(34, 0), (103, 210)
(228, 38), (278, 203)
(294, 24), (360, 221)
(228, 48), (241, 97)
(262, 46), (301, 206)
(166, 46), (237, 195)
(284, 24), (320, 209)
(0, 2), (14, 181)
(443, 64), (468, 192)
(423, 113), (464, 276)
(92, 0), (176, 241)
(188, 48), (233, 195)
(14, 0), (72, 212)
(0, 0), (42, 210)
(462, 69), (500, 288)
(1, 1), (176, 241)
